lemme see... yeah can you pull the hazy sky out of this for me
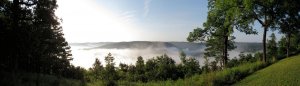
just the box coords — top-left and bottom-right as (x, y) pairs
(56, 0), (282, 43)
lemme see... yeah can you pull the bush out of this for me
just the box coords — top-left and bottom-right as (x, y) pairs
(136, 61), (268, 86)
(201, 61), (266, 86)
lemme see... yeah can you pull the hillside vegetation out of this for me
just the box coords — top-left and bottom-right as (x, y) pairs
(234, 54), (300, 86)
(132, 61), (267, 86)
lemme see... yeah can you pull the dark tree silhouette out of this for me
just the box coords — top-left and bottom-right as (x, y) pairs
(0, 0), (78, 80)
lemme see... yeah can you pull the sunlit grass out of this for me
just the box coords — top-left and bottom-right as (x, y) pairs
(234, 54), (300, 86)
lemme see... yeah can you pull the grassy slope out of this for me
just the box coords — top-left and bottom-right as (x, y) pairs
(235, 55), (300, 86)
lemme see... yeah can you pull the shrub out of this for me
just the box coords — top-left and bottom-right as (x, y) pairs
(201, 61), (266, 86)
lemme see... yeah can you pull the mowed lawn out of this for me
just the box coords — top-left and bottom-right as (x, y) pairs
(234, 55), (300, 86)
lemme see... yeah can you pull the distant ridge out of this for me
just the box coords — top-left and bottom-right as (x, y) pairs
(70, 41), (262, 53)
(94, 41), (178, 49)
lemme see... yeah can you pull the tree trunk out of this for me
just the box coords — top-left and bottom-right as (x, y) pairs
(223, 28), (228, 68)
(263, 26), (267, 63)
(286, 33), (291, 58)
(12, 0), (19, 73)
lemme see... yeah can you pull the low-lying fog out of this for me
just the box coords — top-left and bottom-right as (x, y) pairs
(70, 42), (262, 69)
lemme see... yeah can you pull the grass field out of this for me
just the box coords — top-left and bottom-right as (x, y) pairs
(234, 55), (300, 86)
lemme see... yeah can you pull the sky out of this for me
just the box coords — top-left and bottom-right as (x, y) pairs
(56, 0), (282, 43)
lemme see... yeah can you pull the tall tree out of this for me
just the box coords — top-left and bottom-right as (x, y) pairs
(135, 56), (146, 82)
(188, 0), (242, 68)
(91, 58), (104, 80)
(240, 0), (281, 62)
(103, 53), (117, 86)
(136, 56), (145, 74)
(0, 0), (73, 78)
(277, 0), (300, 57)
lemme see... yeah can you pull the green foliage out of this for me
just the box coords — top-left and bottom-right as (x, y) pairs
(202, 56), (210, 73)
(135, 61), (267, 86)
(118, 63), (129, 80)
(134, 56), (147, 82)
(154, 54), (178, 80)
(277, 0), (300, 58)
(144, 58), (158, 81)
(187, 28), (207, 42)
(103, 53), (118, 86)
(278, 33), (300, 59)
(267, 33), (278, 61)
(227, 52), (260, 68)
(86, 53), (202, 85)
(83, 53), (118, 86)
(91, 58), (104, 81)
(238, 0), (295, 62)
(278, 37), (287, 57)
(179, 51), (201, 77)
(136, 56), (145, 75)
(187, 0), (250, 68)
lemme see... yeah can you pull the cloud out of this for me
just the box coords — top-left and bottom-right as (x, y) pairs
(120, 11), (136, 25)
(143, 0), (152, 17)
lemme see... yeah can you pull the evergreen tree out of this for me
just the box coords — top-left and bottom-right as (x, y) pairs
(135, 56), (146, 82)
(91, 58), (104, 80)
(103, 53), (117, 86)
(0, 0), (74, 79)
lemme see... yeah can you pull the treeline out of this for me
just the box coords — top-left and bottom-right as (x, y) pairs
(85, 52), (201, 85)
(84, 44), (300, 86)
(227, 32), (300, 68)
(0, 0), (84, 81)
(187, 0), (300, 68)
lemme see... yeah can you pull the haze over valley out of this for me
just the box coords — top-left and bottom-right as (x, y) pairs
(70, 41), (262, 68)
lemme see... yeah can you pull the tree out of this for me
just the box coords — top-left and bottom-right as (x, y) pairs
(179, 51), (187, 64)
(135, 56), (146, 82)
(0, 0), (74, 79)
(156, 54), (178, 80)
(185, 57), (201, 77)
(179, 51), (201, 77)
(188, 0), (241, 68)
(136, 56), (145, 74)
(144, 54), (178, 81)
(277, 0), (300, 58)
(145, 58), (157, 81)
(127, 64), (136, 81)
(91, 58), (104, 80)
(118, 63), (128, 80)
(278, 37), (287, 58)
(240, 0), (282, 62)
(119, 63), (128, 73)
(202, 56), (210, 73)
(103, 53), (118, 86)
(267, 33), (277, 61)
